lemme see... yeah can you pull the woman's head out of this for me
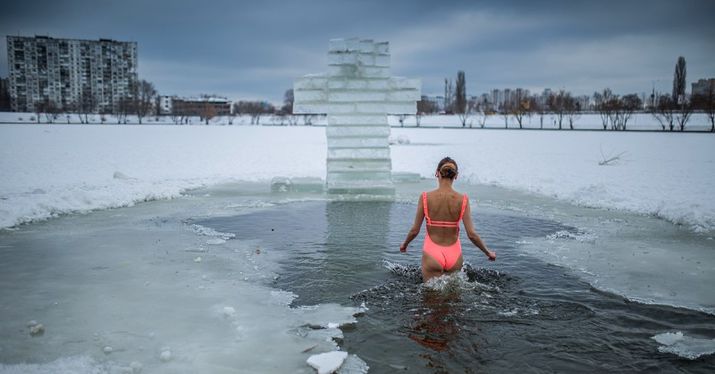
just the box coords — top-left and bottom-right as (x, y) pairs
(436, 157), (458, 180)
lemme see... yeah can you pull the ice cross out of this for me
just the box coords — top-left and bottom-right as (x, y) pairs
(294, 38), (421, 194)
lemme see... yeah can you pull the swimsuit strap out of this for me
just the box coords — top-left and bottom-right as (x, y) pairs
(459, 194), (468, 220)
(422, 192), (431, 224)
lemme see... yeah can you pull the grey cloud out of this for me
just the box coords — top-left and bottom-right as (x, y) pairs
(1, 0), (714, 102)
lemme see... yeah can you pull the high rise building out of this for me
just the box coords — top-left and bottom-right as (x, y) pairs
(0, 77), (10, 111)
(692, 78), (715, 97)
(6, 35), (137, 113)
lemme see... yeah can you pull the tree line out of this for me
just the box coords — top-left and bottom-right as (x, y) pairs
(415, 56), (714, 131)
(27, 56), (714, 131)
(32, 79), (157, 125)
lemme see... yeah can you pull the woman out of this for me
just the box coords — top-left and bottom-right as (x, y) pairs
(400, 157), (496, 281)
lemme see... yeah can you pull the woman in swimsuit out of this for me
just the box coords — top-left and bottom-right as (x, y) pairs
(400, 157), (496, 281)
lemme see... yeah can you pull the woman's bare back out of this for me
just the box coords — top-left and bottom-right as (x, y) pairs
(425, 189), (464, 246)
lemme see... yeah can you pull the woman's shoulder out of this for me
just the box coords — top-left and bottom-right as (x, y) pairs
(424, 189), (465, 200)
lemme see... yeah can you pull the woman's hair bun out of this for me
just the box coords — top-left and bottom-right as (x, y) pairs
(438, 159), (458, 179)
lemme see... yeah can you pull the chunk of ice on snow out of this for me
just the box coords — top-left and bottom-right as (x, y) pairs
(652, 331), (715, 359)
(222, 306), (236, 318)
(29, 323), (45, 336)
(307, 351), (348, 374)
(159, 348), (172, 362)
(113, 171), (135, 180)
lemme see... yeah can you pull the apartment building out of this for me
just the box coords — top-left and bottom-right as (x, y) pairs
(6, 35), (137, 113)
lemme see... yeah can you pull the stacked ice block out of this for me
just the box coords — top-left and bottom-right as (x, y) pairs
(294, 38), (420, 194)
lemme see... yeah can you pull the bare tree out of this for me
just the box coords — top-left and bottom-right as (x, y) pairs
(233, 101), (274, 125)
(199, 101), (217, 125)
(618, 94), (642, 130)
(563, 94), (580, 130)
(116, 96), (132, 124)
(548, 90), (569, 130)
(416, 98), (437, 127)
(197, 94), (223, 125)
(652, 94), (676, 131)
(672, 56), (687, 104)
(594, 89), (615, 130)
(133, 80), (156, 124)
(475, 100), (494, 128)
(501, 104), (510, 128)
(75, 89), (95, 124)
(457, 98), (478, 128)
(508, 89), (530, 129)
(531, 97), (546, 129)
(34, 101), (43, 124)
(36, 98), (59, 124)
(675, 99), (693, 131)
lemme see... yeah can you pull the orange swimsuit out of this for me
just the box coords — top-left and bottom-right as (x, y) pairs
(422, 192), (468, 271)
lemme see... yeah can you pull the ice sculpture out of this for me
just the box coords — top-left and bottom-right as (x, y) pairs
(294, 38), (421, 194)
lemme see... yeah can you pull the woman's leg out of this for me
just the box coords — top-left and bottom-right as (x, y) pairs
(422, 252), (444, 282)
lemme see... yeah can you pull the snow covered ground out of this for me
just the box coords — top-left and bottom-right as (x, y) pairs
(0, 122), (714, 368)
(1, 123), (713, 233)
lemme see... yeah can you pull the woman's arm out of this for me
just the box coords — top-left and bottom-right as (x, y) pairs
(462, 199), (496, 261)
(400, 195), (425, 252)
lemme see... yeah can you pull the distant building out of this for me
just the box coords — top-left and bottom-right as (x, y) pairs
(6, 35), (137, 113)
(0, 77), (10, 111)
(420, 95), (444, 112)
(171, 96), (231, 117)
(157, 95), (173, 115)
(692, 78), (715, 96)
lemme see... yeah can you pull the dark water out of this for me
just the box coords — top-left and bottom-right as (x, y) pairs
(199, 201), (715, 373)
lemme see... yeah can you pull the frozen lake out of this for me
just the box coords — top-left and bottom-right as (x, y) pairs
(0, 180), (714, 373)
(0, 124), (714, 372)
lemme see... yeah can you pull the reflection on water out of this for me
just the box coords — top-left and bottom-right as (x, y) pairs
(408, 288), (462, 353)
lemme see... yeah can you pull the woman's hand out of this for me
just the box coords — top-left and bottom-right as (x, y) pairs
(399, 243), (407, 253)
(486, 250), (496, 261)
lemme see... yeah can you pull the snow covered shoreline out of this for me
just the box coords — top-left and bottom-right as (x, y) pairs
(1, 111), (713, 131)
(1, 124), (713, 233)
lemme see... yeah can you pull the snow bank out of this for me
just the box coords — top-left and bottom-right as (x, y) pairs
(0, 125), (326, 229)
(1, 124), (713, 232)
(390, 128), (715, 232)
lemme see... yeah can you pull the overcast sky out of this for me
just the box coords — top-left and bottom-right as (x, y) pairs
(2, 0), (714, 103)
